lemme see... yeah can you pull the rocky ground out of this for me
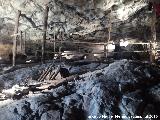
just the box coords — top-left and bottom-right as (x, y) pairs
(0, 59), (160, 120)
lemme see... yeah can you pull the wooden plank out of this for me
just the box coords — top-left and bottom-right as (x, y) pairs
(38, 64), (55, 81)
(49, 65), (61, 80)
(40, 74), (79, 90)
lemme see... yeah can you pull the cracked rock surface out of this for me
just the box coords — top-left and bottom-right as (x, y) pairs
(0, 60), (160, 120)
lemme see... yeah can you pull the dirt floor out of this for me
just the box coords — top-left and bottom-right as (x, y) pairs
(0, 59), (160, 120)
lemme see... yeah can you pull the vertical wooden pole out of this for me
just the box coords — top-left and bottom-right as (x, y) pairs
(106, 10), (112, 58)
(59, 30), (63, 62)
(91, 0), (95, 8)
(20, 31), (23, 53)
(149, 41), (153, 63)
(107, 22), (111, 57)
(23, 31), (26, 54)
(54, 29), (56, 58)
(150, 9), (156, 63)
(42, 4), (49, 63)
(12, 10), (21, 66)
(104, 44), (106, 57)
(153, 11), (156, 62)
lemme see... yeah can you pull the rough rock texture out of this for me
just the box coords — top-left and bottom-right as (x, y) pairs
(0, 63), (51, 89)
(0, 0), (154, 42)
(0, 61), (107, 90)
(0, 60), (160, 120)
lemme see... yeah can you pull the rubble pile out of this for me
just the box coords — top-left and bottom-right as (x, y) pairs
(0, 60), (160, 120)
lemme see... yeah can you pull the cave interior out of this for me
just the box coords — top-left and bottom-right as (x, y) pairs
(0, 0), (160, 120)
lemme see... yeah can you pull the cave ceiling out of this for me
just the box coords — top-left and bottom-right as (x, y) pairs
(0, 0), (158, 42)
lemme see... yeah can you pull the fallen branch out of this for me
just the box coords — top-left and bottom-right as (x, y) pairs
(48, 74), (79, 90)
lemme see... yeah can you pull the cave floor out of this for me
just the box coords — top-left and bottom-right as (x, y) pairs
(0, 59), (160, 120)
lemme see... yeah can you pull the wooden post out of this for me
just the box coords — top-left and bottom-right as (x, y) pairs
(42, 4), (49, 63)
(149, 41), (153, 63)
(12, 10), (21, 66)
(91, 0), (95, 9)
(54, 30), (56, 58)
(59, 31), (63, 62)
(106, 9), (112, 58)
(20, 31), (23, 53)
(150, 9), (156, 63)
(107, 23), (111, 57)
(23, 31), (26, 54)
(104, 44), (106, 57)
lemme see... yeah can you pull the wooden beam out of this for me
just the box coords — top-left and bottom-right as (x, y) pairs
(150, 9), (157, 63)
(20, 31), (23, 53)
(47, 40), (151, 45)
(12, 10), (21, 66)
(23, 31), (26, 54)
(38, 64), (55, 81)
(41, 4), (49, 63)
(54, 31), (56, 57)
(49, 65), (61, 80)
(106, 9), (112, 58)
(47, 74), (79, 90)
